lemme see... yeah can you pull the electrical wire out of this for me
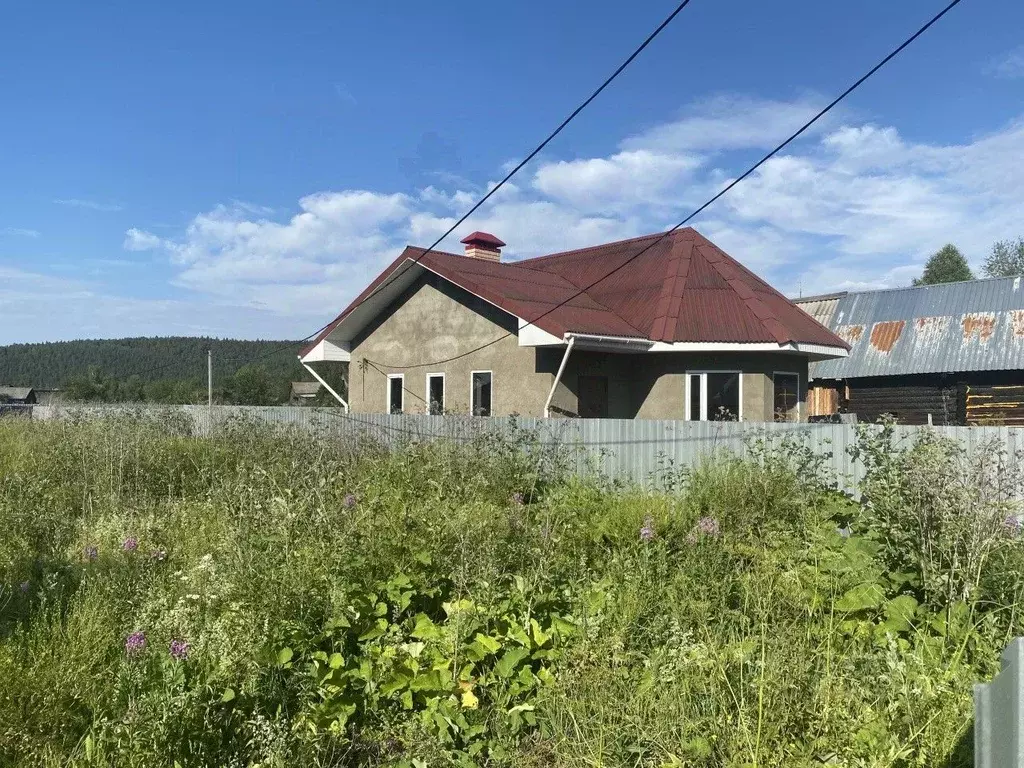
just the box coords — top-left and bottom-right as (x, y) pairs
(93, 1), (695, 386)
(297, 0), (695, 348)
(364, 0), (966, 372)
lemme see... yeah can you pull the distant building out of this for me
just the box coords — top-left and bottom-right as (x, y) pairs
(795, 276), (1024, 425)
(289, 381), (322, 405)
(33, 389), (62, 405)
(0, 387), (36, 405)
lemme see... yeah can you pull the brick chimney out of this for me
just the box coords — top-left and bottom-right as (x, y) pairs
(460, 231), (506, 262)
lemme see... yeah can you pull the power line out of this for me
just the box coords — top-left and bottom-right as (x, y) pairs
(302, 0), (695, 347)
(364, 0), (965, 372)
(99, 1), (695, 386)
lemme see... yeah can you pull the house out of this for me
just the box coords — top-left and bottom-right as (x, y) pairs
(0, 387), (36, 405)
(33, 389), (61, 406)
(290, 381), (322, 405)
(301, 228), (849, 421)
(795, 276), (1024, 425)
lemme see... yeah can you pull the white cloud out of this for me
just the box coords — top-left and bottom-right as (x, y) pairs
(622, 94), (838, 153)
(532, 149), (701, 211)
(987, 46), (1024, 79)
(43, 95), (1018, 340)
(124, 228), (165, 251)
(717, 118), (1024, 294)
(1, 227), (40, 238)
(54, 198), (124, 212)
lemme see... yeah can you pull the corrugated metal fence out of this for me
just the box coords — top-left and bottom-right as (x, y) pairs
(26, 405), (1024, 492)
(975, 638), (1024, 767)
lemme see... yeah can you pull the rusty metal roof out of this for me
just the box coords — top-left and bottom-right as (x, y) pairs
(794, 292), (845, 328)
(811, 276), (1024, 379)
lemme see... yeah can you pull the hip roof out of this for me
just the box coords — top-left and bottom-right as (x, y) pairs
(308, 228), (848, 353)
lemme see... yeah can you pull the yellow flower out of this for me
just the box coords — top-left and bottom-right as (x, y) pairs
(459, 681), (479, 709)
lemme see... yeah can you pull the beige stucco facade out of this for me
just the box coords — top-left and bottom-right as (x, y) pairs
(346, 273), (810, 421)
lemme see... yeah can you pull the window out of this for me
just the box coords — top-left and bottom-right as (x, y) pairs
(387, 374), (404, 414)
(687, 373), (702, 421)
(426, 373), (445, 415)
(471, 371), (492, 416)
(773, 372), (800, 422)
(685, 371), (741, 421)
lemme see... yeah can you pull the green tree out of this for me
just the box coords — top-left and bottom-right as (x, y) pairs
(229, 364), (275, 405)
(311, 363), (349, 407)
(913, 244), (974, 286)
(63, 366), (117, 402)
(982, 237), (1024, 278)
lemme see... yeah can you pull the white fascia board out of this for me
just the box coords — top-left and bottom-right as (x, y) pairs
(534, 332), (848, 358)
(517, 329), (848, 358)
(301, 339), (351, 363)
(517, 321), (564, 347)
(796, 343), (848, 358)
(645, 340), (847, 356)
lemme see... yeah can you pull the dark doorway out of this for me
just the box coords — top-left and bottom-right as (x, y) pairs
(578, 375), (609, 418)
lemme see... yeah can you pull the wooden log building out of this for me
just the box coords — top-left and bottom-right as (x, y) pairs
(794, 277), (1024, 426)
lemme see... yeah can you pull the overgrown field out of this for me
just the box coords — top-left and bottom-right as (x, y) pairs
(1, 416), (1022, 767)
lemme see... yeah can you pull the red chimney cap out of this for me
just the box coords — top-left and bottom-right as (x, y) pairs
(460, 231), (506, 249)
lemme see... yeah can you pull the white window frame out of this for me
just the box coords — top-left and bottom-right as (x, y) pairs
(426, 372), (445, 415)
(470, 370), (493, 416)
(684, 370), (743, 422)
(386, 373), (404, 414)
(772, 371), (801, 422)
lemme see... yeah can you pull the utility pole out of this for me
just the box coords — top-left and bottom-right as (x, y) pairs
(207, 349), (213, 408)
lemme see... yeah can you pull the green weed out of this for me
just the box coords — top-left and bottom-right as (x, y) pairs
(0, 417), (1017, 766)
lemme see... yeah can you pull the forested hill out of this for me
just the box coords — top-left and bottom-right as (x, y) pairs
(0, 337), (306, 388)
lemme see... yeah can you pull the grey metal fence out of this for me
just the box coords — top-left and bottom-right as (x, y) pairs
(27, 404), (1024, 492)
(975, 638), (1024, 767)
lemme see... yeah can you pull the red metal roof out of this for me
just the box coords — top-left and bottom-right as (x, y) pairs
(305, 228), (849, 354)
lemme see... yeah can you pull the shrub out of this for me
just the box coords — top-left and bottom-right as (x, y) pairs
(0, 417), (1018, 766)
(851, 420), (1024, 608)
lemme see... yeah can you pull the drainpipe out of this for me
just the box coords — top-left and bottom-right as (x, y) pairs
(543, 336), (575, 418)
(300, 359), (349, 412)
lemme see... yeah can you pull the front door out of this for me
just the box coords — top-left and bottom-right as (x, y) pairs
(578, 375), (609, 418)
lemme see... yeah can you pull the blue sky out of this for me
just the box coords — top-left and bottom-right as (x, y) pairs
(1, 0), (1023, 343)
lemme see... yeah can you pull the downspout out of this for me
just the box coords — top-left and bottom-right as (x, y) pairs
(543, 336), (575, 418)
(300, 358), (349, 412)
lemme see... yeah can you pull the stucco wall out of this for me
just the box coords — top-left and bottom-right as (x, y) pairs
(347, 274), (810, 421)
(621, 352), (807, 421)
(348, 275), (559, 417)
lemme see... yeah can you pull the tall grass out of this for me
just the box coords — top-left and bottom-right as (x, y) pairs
(0, 417), (1018, 766)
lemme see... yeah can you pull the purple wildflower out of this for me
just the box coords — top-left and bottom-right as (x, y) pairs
(343, 493), (358, 509)
(122, 537), (139, 553)
(19, 580), (30, 594)
(125, 631), (147, 656)
(85, 545), (98, 562)
(697, 516), (721, 538)
(1003, 515), (1022, 538)
(150, 549), (167, 562)
(837, 526), (853, 539)
(169, 639), (190, 661)
(639, 515), (656, 542)
(511, 492), (525, 506)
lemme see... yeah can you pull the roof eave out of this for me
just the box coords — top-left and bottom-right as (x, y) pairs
(303, 253), (568, 361)
(519, 331), (849, 358)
